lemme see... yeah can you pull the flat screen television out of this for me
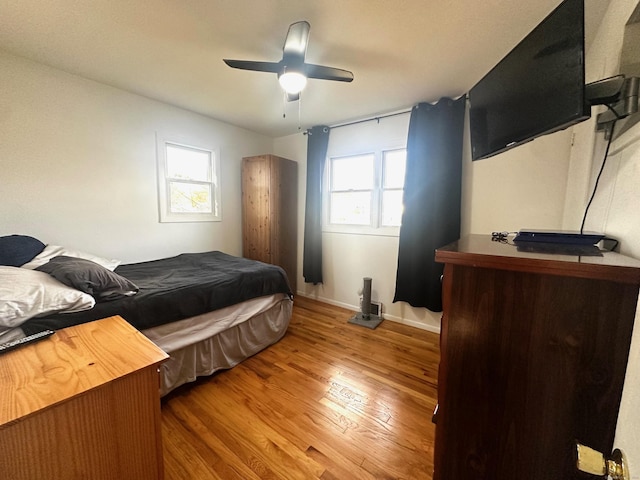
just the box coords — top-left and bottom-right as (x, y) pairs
(469, 0), (590, 160)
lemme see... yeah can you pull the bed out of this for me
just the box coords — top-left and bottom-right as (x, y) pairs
(0, 235), (293, 395)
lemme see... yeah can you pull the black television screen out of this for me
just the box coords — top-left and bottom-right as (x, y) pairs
(469, 0), (590, 160)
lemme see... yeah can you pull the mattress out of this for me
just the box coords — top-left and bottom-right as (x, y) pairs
(142, 293), (288, 352)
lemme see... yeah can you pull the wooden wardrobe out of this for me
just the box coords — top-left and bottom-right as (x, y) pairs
(241, 154), (298, 293)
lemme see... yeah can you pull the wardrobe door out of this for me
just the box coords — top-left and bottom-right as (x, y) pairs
(242, 155), (272, 264)
(242, 155), (297, 292)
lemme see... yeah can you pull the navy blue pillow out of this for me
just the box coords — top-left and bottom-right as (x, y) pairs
(0, 235), (46, 267)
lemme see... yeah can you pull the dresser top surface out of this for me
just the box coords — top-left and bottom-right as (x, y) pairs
(436, 235), (640, 284)
(0, 316), (168, 426)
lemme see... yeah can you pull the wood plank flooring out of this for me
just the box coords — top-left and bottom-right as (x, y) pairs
(161, 296), (440, 479)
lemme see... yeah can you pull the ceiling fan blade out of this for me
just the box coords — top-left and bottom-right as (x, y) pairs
(282, 21), (310, 60)
(304, 63), (354, 82)
(223, 59), (281, 73)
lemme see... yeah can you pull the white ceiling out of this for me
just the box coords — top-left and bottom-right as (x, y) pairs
(0, 0), (610, 138)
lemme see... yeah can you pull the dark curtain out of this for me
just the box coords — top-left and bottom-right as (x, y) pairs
(303, 125), (330, 284)
(393, 97), (466, 311)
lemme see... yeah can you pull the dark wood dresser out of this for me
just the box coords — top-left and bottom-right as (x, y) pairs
(433, 235), (640, 479)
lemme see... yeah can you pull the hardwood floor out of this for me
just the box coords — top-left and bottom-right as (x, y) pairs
(161, 296), (440, 479)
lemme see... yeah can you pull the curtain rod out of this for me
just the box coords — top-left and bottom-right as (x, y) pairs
(330, 109), (412, 130)
(304, 108), (412, 134)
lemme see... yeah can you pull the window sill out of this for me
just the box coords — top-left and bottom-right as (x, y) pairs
(322, 225), (400, 238)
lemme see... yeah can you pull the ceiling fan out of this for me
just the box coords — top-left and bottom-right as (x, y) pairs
(223, 21), (354, 102)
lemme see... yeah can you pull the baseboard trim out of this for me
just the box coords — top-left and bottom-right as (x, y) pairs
(294, 292), (441, 334)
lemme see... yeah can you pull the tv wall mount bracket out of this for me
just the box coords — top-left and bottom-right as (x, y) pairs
(586, 75), (640, 135)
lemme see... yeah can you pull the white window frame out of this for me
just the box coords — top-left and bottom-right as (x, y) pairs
(328, 152), (376, 227)
(323, 147), (406, 237)
(156, 134), (222, 223)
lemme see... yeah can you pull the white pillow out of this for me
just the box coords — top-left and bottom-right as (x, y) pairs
(21, 245), (121, 271)
(0, 266), (95, 328)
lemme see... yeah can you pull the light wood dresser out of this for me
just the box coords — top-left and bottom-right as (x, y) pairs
(0, 316), (168, 480)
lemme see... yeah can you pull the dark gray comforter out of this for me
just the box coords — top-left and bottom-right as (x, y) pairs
(21, 251), (292, 335)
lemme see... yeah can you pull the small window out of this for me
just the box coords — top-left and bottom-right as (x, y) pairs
(326, 149), (406, 234)
(157, 138), (221, 223)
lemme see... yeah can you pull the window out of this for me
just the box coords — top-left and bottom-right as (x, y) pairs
(157, 137), (221, 223)
(329, 154), (374, 225)
(326, 148), (406, 235)
(381, 149), (406, 227)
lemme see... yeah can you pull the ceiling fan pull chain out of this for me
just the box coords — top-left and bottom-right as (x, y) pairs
(283, 92), (287, 118)
(298, 95), (302, 130)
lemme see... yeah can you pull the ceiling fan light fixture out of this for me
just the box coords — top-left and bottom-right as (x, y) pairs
(223, 21), (353, 102)
(278, 71), (307, 95)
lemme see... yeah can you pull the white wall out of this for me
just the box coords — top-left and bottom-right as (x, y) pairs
(0, 50), (272, 263)
(563, 0), (640, 470)
(461, 127), (574, 235)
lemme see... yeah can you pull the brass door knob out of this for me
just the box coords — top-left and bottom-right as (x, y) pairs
(576, 443), (629, 480)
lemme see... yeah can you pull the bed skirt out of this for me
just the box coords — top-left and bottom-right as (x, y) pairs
(146, 295), (293, 396)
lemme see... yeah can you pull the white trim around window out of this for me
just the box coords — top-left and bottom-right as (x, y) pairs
(323, 147), (406, 237)
(156, 133), (222, 223)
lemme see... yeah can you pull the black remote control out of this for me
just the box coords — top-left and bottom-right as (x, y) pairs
(0, 330), (55, 355)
